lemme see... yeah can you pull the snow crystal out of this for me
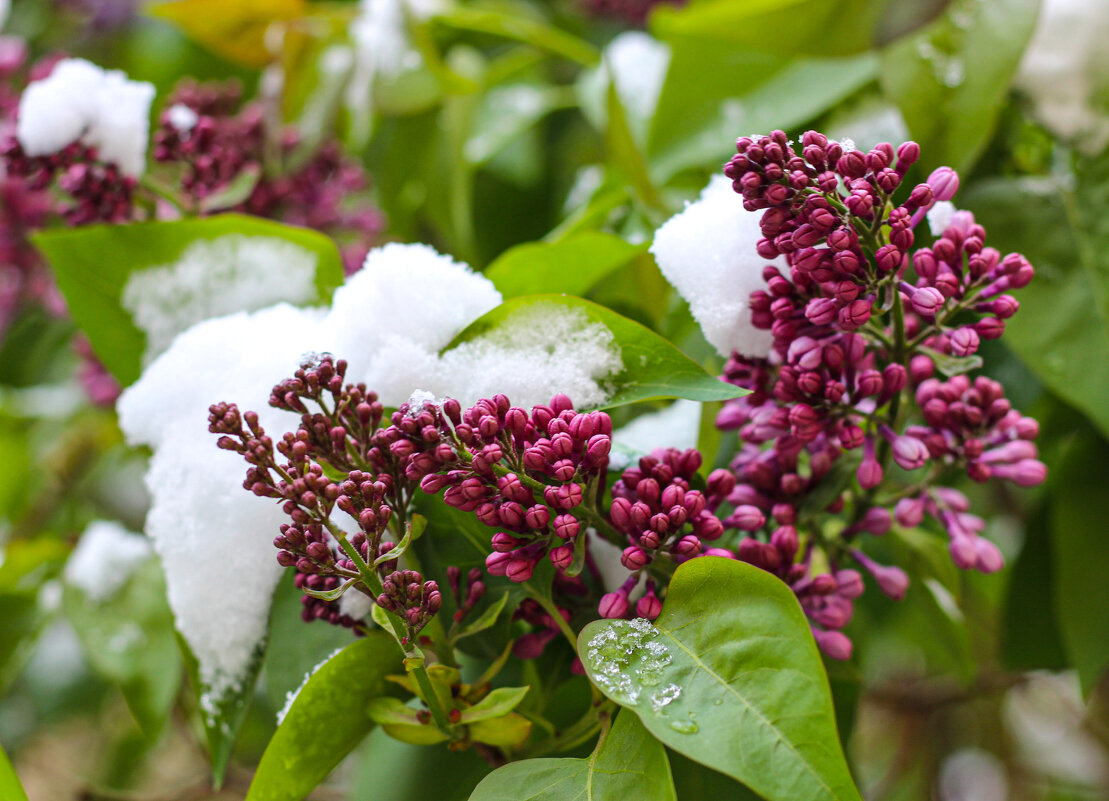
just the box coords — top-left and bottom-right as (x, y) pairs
(605, 32), (671, 128)
(650, 174), (779, 358)
(609, 400), (701, 471)
(122, 235), (319, 361)
(276, 646), (345, 725)
(437, 303), (622, 409)
(927, 201), (958, 236)
(338, 589), (374, 621)
(17, 58), (154, 176)
(1016, 0), (1109, 154)
(64, 520), (153, 603)
(166, 103), (199, 132)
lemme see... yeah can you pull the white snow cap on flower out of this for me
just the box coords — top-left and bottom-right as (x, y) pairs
(118, 240), (625, 703)
(650, 174), (779, 358)
(16, 58), (155, 176)
(166, 103), (198, 132)
(64, 520), (153, 603)
(606, 32), (671, 128)
(1016, 0), (1109, 153)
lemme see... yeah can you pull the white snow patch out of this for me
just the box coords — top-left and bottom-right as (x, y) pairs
(606, 32), (670, 128)
(650, 174), (780, 358)
(926, 201), (958, 236)
(166, 103), (199, 132)
(0, 0), (10, 31)
(122, 235), (319, 362)
(610, 400), (701, 471)
(17, 58), (155, 176)
(64, 520), (153, 603)
(437, 303), (622, 409)
(338, 590), (374, 621)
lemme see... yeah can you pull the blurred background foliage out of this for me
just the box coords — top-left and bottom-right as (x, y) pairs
(2, 0), (1109, 798)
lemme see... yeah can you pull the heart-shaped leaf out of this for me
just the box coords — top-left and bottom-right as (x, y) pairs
(468, 709), (676, 801)
(579, 557), (861, 801)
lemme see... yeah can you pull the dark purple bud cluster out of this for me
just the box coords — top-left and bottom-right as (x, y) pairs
(2, 139), (135, 224)
(701, 130), (1048, 659)
(153, 80), (383, 273)
(209, 355), (442, 640)
(377, 569), (442, 631)
(603, 448), (720, 618)
(446, 566), (487, 624)
(388, 392), (613, 584)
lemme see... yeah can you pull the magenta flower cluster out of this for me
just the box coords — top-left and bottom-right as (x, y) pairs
(689, 130), (1047, 657)
(153, 80), (383, 273)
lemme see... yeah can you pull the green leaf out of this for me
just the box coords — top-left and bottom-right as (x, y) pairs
(468, 713), (531, 748)
(432, 7), (599, 67)
(0, 539), (68, 694)
(302, 578), (358, 602)
(919, 345), (983, 377)
(64, 559), (182, 738)
(248, 633), (402, 801)
(443, 294), (746, 409)
(468, 709), (676, 801)
(356, 726), (494, 800)
(605, 80), (662, 210)
(367, 697), (451, 745)
(0, 743), (27, 801)
(961, 177), (1109, 438)
(880, 0), (1041, 173)
(650, 0), (887, 58)
(484, 233), (648, 300)
(459, 686), (529, 723)
(579, 557), (861, 801)
(1001, 501), (1067, 672)
(177, 630), (266, 788)
(1051, 433), (1109, 694)
(455, 591), (510, 640)
(647, 38), (876, 180)
(465, 85), (575, 167)
(147, 0), (307, 68)
(33, 215), (345, 387)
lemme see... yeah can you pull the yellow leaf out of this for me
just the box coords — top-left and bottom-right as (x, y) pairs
(147, 0), (306, 68)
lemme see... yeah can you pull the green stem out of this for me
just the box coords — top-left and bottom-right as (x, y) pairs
(525, 583), (578, 650)
(333, 528), (455, 736)
(139, 174), (190, 214)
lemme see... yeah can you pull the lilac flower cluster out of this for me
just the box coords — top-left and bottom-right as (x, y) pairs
(209, 356), (442, 641)
(389, 392), (613, 583)
(153, 80), (383, 272)
(683, 130), (1049, 657)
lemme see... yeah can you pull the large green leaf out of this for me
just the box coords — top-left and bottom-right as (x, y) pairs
(177, 630), (266, 788)
(650, 0), (887, 56)
(64, 559), (182, 738)
(469, 709), (676, 801)
(0, 743), (28, 801)
(880, 0), (1040, 173)
(33, 215), (345, 387)
(578, 558), (861, 801)
(1051, 433), (1109, 694)
(484, 233), (648, 299)
(443, 295), (746, 409)
(962, 177), (1109, 438)
(1001, 502), (1067, 672)
(247, 632), (401, 801)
